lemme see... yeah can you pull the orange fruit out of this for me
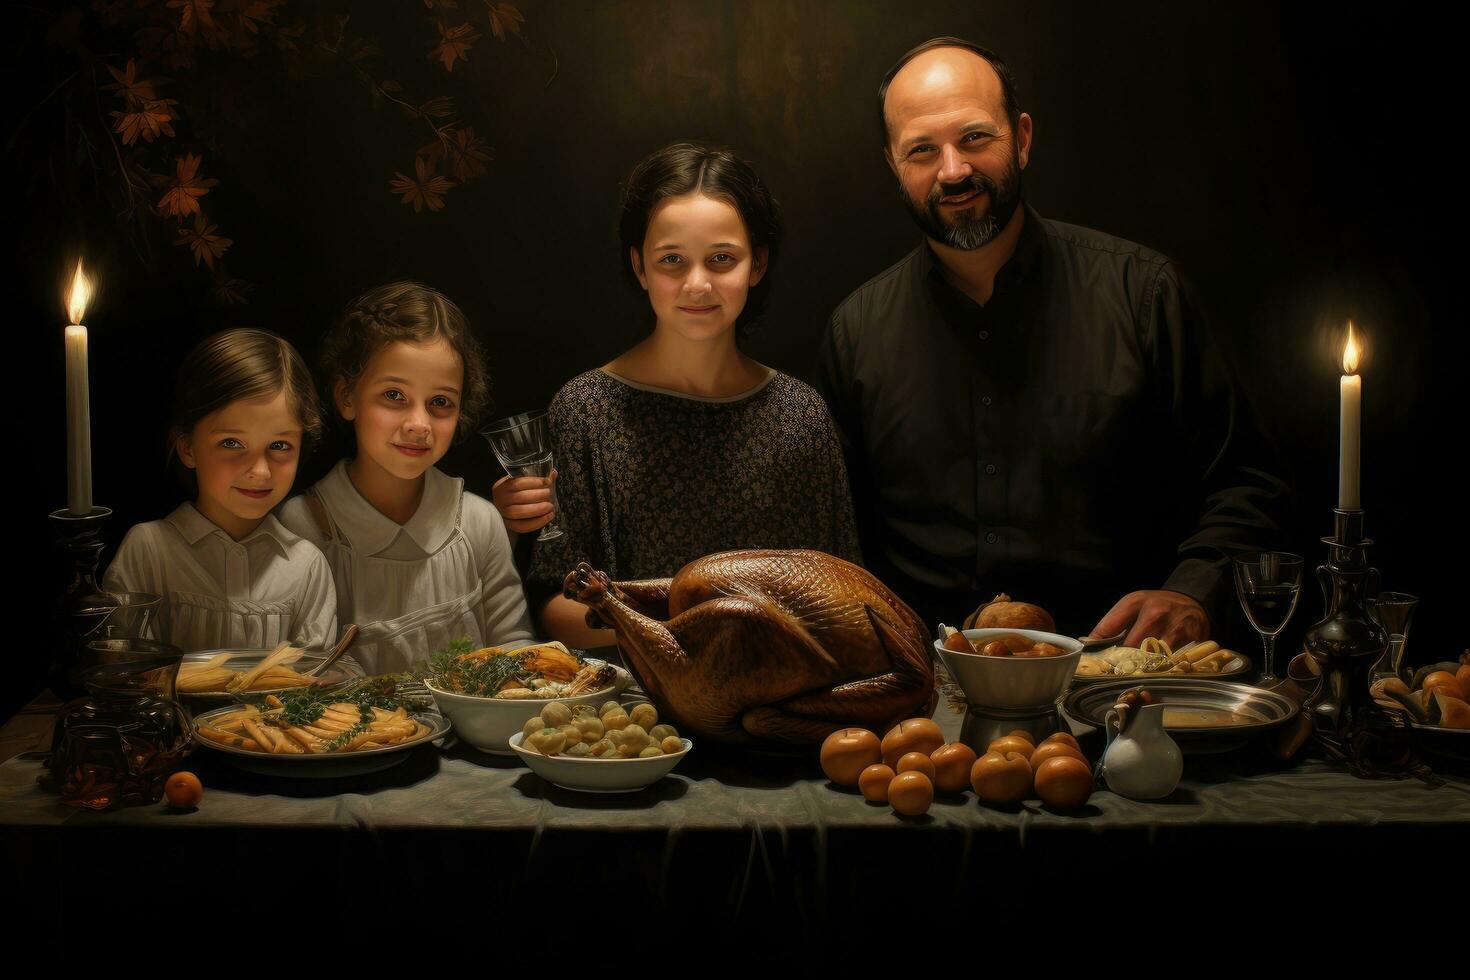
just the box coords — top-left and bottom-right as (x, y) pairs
(819, 728), (882, 786)
(1033, 756), (1093, 809)
(896, 751), (937, 781)
(930, 742), (979, 793)
(970, 751), (1033, 806)
(164, 771), (203, 809)
(1029, 741), (1086, 770)
(881, 718), (945, 768)
(859, 764), (896, 802)
(888, 771), (934, 816)
(987, 735), (1034, 764)
(1041, 731), (1082, 753)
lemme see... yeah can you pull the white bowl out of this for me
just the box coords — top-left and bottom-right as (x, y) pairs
(508, 732), (692, 793)
(424, 661), (628, 755)
(933, 628), (1083, 711)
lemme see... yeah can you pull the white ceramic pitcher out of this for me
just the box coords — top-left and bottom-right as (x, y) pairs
(1100, 701), (1183, 800)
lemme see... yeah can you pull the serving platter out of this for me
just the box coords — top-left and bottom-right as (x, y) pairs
(177, 649), (364, 707)
(1062, 678), (1298, 753)
(192, 703), (449, 778)
(1072, 649), (1251, 685)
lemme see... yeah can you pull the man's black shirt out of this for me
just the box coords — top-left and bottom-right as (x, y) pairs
(816, 203), (1291, 635)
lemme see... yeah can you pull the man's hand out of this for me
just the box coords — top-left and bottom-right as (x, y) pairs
(491, 472), (556, 535)
(1091, 590), (1209, 648)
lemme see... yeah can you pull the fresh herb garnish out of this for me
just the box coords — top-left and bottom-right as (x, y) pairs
(265, 676), (414, 727)
(419, 637), (528, 697)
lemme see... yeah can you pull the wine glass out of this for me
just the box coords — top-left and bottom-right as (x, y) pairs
(1232, 552), (1303, 685)
(481, 411), (563, 542)
(1366, 591), (1418, 682)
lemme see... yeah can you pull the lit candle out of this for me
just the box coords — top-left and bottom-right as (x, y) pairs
(1339, 323), (1360, 510)
(65, 260), (93, 515)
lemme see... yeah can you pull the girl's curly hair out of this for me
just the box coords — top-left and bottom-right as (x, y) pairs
(321, 281), (490, 440)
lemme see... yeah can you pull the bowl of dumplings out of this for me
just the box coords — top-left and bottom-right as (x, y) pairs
(509, 699), (692, 793)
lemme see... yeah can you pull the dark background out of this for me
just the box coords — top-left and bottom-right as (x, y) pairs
(6, 1), (1463, 718)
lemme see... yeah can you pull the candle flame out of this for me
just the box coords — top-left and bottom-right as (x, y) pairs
(66, 260), (93, 325)
(1342, 322), (1359, 374)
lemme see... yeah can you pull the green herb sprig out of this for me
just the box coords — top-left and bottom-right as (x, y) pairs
(418, 636), (529, 697)
(261, 675), (415, 727)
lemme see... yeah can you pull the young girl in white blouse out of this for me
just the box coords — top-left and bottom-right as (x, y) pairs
(103, 329), (338, 652)
(277, 282), (536, 674)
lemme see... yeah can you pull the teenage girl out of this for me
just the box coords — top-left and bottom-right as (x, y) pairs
(520, 142), (861, 649)
(103, 329), (338, 651)
(278, 282), (536, 674)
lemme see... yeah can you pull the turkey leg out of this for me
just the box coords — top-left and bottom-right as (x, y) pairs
(609, 577), (673, 621)
(565, 564), (682, 705)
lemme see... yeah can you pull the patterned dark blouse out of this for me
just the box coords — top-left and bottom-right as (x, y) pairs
(524, 368), (862, 608)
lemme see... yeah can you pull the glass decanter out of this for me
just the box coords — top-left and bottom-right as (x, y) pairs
(44, 655), (193, 810)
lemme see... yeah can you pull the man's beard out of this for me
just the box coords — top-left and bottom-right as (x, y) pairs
(899, 152), (1023, 251)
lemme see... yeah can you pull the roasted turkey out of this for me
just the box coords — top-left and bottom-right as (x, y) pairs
(563, 550), (937, 745)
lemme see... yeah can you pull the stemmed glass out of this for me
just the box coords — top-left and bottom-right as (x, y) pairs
(1232, 552), (1304, 685)
(1366, 591), (1418, 682)
(481, 411), (563, 542)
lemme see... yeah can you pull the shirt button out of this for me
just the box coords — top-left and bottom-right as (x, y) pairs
(978, 330), (990, 341)
(985, 463), (997, 476)
(981, 395), (992, 406)
(985, 532), (999, 545)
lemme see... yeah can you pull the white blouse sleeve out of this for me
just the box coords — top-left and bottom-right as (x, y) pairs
(101, 524), (172, 640)
(464, 492), (539, 649)
(290, 550), (339, 652)
(101, 524), (163, 596)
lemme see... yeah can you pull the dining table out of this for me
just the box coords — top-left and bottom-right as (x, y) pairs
(4, 659), (1467, 947)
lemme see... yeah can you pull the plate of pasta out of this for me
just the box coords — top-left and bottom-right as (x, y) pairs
(192, 676), (448, 777)
(1073, 638), (1250, 684)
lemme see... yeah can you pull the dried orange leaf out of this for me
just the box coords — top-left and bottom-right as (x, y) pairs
(429, 21), (480, 72)
(174, 214), (232, 269)
(111, 98), (179, 145)
(103, 59), (161, 105)
(484, 2), (524, 39)
(389, 157), (455, 212)
(156, 153), (219, 219)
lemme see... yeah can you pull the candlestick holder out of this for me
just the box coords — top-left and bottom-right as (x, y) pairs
(1302, 508), (1391, 752)
(50, 505), (113, 699)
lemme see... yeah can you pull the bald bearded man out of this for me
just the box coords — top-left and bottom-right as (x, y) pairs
(816, 37), (1290, 646)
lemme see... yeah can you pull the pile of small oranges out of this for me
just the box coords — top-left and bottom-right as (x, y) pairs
(819, 720), (1093, 816)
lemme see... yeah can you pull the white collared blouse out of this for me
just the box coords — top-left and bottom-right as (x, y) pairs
(101, 503), (339, 653)
(276, 461), (537, 675)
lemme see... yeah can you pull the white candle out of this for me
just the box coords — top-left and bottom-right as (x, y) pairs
(1338, 324), (1360, 510)
(65, 261), (93, 515)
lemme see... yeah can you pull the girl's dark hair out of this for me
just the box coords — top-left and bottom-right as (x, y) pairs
(618, 142), (783, 333)
(166, 328), (325, 491)
(321, 281), (490, 439)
